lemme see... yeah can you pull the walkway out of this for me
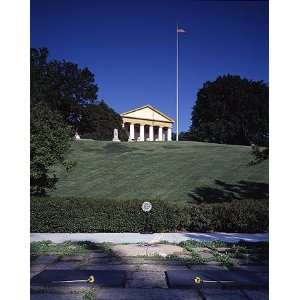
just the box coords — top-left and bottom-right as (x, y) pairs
(31, 232), (268, 244)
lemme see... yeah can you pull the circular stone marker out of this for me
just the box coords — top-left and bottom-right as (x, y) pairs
(141, 201), (152, 212)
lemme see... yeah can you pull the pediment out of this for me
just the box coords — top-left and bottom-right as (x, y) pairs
(121, 105), (174, 123)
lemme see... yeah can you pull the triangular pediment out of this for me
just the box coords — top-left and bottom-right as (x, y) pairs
(121, 105), (174, 123)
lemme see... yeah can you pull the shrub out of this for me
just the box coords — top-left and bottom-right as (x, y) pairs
(30, 103), (72, 195)
(31, 198), (268, 233)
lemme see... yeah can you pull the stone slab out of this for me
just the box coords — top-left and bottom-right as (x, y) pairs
(126, 271), (168, 288)
(95, 288), (202, 300)
(139, 264), (189, 272)
(31, 294), (83, 300)
(199, 289), (247, 300)
(167, 270), (268, 289)
(190, 265), (227, 271)
(79, 264), (139, 271)
(45, 261), (81, 270)
(31, 264), (48, 272)
(59, 256), (86, 262)
(87, 251), (109, 258)
(243, 289), (269, 300)
(31, 270), (125, 287)
(111, 244), (185, 257)
(31, 256), (58, 265)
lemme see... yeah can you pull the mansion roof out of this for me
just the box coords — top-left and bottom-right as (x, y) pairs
(121, 104), (174, 123)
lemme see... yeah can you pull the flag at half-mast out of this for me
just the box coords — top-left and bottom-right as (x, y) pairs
(177, 27), (186, 33)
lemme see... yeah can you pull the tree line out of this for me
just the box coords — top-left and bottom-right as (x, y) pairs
(30, 48), (127, 194)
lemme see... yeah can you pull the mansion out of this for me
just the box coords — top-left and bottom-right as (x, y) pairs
(121, 105), (174, 142)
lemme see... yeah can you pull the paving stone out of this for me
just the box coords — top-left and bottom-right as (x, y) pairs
(59, 255), (85, 261)
(111, 244), (185, 257)
(193, 248), (215, 259)
(31, 270), (125, 287)
(126, 271), (168, 288)
(229, 266), (268, 273)
(86, 257), (113, 264)
(190, 265), (228, 271)
(95, 288), (202, 300)
(139, 264), (189, 272)
(31, 264), (48, 272)
(199, 288), (246, 300)
(31, 256), (58, 265)
(87, 252), (109, 258)
(79, 264), (139, 271)
(45, 261), (81, 270)
(31, 293), (83, 300)
(194, 251), (215, 260)
(243, 289), (269, 300)
(167, 270), (268, 288)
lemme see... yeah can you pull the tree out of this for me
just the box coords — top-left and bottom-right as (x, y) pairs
(78, 101), (128, 141)
(30, 103), (72, 194)
(190, 75), (269, 146)
(31, 48), (98, 122)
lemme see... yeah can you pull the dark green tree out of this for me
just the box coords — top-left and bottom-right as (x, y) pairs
(30, 103), (71, 194)
(190, 75), (269, 145)
(78, 101), (128, 141)
(31, 48), (98, 122)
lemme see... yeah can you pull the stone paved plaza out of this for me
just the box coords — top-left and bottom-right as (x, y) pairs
(31, 243), (269, 300)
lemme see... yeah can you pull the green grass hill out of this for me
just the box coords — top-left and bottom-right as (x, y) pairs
(50, 140), (268, 202)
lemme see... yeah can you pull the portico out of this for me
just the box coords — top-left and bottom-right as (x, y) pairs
(121, 105), (174, 142)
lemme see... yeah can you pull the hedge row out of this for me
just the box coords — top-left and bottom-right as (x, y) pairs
(31, 197), (268, 233)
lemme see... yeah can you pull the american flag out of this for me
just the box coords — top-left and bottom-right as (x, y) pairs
(177, 27), (186, 33)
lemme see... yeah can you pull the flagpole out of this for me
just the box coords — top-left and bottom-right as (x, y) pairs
(176, 24), (179, 142)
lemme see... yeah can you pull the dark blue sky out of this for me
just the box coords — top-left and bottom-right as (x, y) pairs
(31, 0), (268, 131)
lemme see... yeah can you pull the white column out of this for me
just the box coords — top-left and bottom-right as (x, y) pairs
(158, 127), (163, 141)
(130, 123), (135, 140)
(139, 124), (144, 141)
(167, 128), (172, 141)
(149, 126), (154, 141)
(122, 123), (125, 128)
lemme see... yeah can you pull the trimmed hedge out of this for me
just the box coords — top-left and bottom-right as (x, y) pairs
(31, 197), (268, 233)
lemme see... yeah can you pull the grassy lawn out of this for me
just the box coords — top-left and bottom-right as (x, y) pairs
(30, 241), (111, 256)
(49, 140), (268, 202)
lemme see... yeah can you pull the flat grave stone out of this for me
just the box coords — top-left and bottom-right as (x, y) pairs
(199, 288), (247, 300)
(59, 255), (85, 262)
(45, 261), (81, 270)
(31, 294), (83, 300)
(31, 256), (58, 265)
(167, 269), (268, 289)
(243, 289), (269, 300)
(95, 288), (202, 300)
(31, 270), (125, 288)
(126, 271), (168, 288)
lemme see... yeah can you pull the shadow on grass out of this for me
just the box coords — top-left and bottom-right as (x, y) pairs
(188, 180), (269, 203)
